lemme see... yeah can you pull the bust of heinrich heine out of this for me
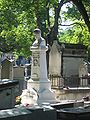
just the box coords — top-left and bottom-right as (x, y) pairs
(32, 28), (46, 47)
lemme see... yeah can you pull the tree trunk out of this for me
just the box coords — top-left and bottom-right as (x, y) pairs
(71, 0), (90, 32)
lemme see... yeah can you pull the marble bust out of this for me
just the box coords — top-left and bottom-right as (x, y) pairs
(32, 28), (46, 47)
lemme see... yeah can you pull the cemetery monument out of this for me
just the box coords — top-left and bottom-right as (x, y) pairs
(24, 28), (56, 105)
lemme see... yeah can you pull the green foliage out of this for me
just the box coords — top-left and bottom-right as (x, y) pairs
(62, 4), (81, 21)
(59, 0), (90, 56)
(59, 22), (90, 52)
(0, 29), (16, 52)
(0, 0), (35, 57)
(15, 24), (34, 57)
(0, 0), (90, 58)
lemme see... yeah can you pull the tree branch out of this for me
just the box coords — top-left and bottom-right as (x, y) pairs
(50, 0), (71, 37)
(46, 0), (50, 31)
(50, 0), (65, 40)
(59, 22), (84, 30)
(71, 0), (90, 32)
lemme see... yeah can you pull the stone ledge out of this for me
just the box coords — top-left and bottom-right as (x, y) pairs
(0, 106), (57, 120)
(63, 87), (90, 93)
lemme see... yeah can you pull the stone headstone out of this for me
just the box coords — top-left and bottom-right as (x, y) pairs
(49, 41), (62, 76)
(13, 66), (25, 80)
(13, 66), (25, 93)
(49, 41), (64, 88)
(79, 61), (88, 86)
(1, 59), (14, 80)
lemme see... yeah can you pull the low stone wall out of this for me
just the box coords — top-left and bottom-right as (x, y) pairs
(55, 87), (90, 101)
(0, 80), (19, 110)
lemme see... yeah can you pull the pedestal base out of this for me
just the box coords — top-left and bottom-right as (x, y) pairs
(37, 88), (56, 105)
(37, 80), (56, 105)
(27, 79), (39, 91)
(27, 79), (57, 105)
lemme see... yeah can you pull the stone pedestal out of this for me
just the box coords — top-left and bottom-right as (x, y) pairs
(27, 45), (56, 105)
(37, 46), (56, 104)
(27, 47), (40, 91)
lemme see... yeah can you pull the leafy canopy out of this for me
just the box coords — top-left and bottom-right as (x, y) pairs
(0, 0), (90, 57)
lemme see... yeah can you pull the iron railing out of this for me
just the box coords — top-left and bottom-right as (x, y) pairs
(49, 75), (64, 89)
(49, 74), (90, 89)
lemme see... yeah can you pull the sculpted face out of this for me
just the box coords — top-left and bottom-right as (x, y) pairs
(34, 28), (41, 40)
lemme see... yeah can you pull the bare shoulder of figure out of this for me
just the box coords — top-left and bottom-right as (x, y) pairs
(32, 40), (38, 46)
(41, 37), (45, 42)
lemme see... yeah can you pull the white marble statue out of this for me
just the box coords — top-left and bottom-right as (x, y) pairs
(26, 28), (56, 106)
(32, 28), (46, 47)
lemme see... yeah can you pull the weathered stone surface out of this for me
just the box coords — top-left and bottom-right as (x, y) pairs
(0, 106), (57, 120)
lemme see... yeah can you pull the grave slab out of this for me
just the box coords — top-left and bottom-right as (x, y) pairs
(0, 106), (57, 120)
